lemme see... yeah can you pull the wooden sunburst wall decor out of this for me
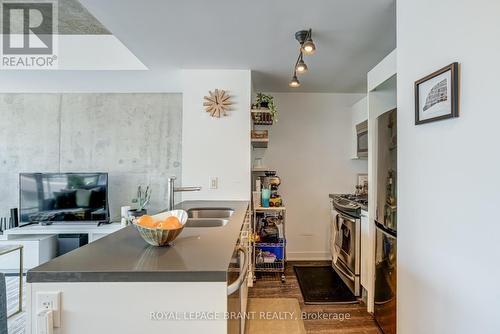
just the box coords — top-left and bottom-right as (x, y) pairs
(203, 89), (233, 118)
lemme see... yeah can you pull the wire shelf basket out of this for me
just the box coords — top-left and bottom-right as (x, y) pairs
(254, 260), (285, 272)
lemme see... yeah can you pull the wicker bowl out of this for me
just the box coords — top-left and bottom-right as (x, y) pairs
(133, 210), (188, 246)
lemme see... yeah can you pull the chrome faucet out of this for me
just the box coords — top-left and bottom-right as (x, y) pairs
(167, 176), (202, 211)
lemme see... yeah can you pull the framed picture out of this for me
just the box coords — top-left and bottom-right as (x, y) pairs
(415, 62), (459, 125)
(357, 174), (368, 188)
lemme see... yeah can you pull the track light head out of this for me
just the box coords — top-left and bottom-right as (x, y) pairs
(296, 55), (308, 73)
(302, 38), (316, 55)
(289, 74), (301, 88)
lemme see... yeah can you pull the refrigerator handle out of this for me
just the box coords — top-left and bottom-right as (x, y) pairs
(375, 220), (397, 238)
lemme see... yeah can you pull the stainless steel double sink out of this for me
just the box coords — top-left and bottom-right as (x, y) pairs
(184, 208), (234, 228)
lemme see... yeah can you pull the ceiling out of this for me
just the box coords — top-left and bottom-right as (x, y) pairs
(79, 0), (396, 93)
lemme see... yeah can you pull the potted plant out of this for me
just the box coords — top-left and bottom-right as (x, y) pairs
(256, 93), (278, 122)
(129, 185), (151, 218)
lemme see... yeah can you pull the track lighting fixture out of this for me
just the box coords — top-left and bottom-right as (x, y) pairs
(289, 28), (316, 88)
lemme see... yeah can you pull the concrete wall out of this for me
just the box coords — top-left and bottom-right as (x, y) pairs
(0, 71), (180, 93)
(181, 70), (251, 201)
(398, 0), (500, 333)
(0, 93), (182, 221)
(255, 93), (366, 260)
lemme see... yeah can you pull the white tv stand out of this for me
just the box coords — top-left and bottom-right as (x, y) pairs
(1, 223), (123, 242)
(0, 223), (123, 270)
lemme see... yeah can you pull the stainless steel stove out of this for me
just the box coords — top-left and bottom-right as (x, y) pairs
(330, 194), (368, 218)
(328, 193), (368, 297)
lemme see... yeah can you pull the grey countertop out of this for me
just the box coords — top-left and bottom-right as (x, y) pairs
(27, 200), (249, 283)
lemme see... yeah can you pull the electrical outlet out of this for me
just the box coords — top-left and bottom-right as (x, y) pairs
(209, 176), (218, 189)
(37, 291), (61, 327)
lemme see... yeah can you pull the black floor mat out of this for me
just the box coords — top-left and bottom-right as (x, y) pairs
(294, 266), (358, 304)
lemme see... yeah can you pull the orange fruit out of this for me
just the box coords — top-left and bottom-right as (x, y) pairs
(157, 216), (183, 230)
(137, 215), (158, 228)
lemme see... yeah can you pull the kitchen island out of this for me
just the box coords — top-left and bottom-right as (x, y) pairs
(26, 200), (249, 334)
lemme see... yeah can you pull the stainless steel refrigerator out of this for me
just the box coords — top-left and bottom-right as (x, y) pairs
(374, 109), (397, 334)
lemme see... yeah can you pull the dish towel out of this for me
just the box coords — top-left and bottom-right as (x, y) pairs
(0, 273), (7, 334)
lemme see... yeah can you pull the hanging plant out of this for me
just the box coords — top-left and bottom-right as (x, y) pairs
(256, 93), (278, 122)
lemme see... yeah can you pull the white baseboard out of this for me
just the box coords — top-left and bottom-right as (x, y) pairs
(286, 251), (331, 261)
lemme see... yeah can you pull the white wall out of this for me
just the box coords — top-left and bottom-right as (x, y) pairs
(181, 70), (251, 201)
(257, 93), (366, 260)
(367, 50), (396, 92)
(398, 1), (500, 333)
(366, 73), (397, 313)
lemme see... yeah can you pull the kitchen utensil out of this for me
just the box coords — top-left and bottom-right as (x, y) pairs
(133, 210), (187, 246)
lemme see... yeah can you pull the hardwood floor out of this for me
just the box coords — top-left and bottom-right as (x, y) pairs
(249, 261), (382, 334)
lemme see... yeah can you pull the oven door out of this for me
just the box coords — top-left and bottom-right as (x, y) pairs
(332, 212), (361, 296)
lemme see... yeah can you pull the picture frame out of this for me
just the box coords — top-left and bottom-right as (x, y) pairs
(357, 174), (368, 188)
(415, 62), (459, 125)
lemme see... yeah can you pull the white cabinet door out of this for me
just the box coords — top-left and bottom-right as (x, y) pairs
(360, 211), (370, 289)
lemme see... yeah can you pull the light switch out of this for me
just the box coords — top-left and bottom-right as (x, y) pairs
(209, 176), (218, 189)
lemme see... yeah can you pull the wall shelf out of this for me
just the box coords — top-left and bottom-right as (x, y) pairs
(252, 167), (271, 173)
(251, 138), (269, 148)
(251, 109), (274, 126)
(251, 108), (271, 114)
(254, 206), (286, 212)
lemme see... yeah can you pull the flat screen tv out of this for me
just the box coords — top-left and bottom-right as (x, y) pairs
(19, 173), (109, 226)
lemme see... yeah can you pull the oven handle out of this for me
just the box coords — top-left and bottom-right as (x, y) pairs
(339, 212), (356, 223)
(334, 259), (356, 281)
(227, 246), (248, 295)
